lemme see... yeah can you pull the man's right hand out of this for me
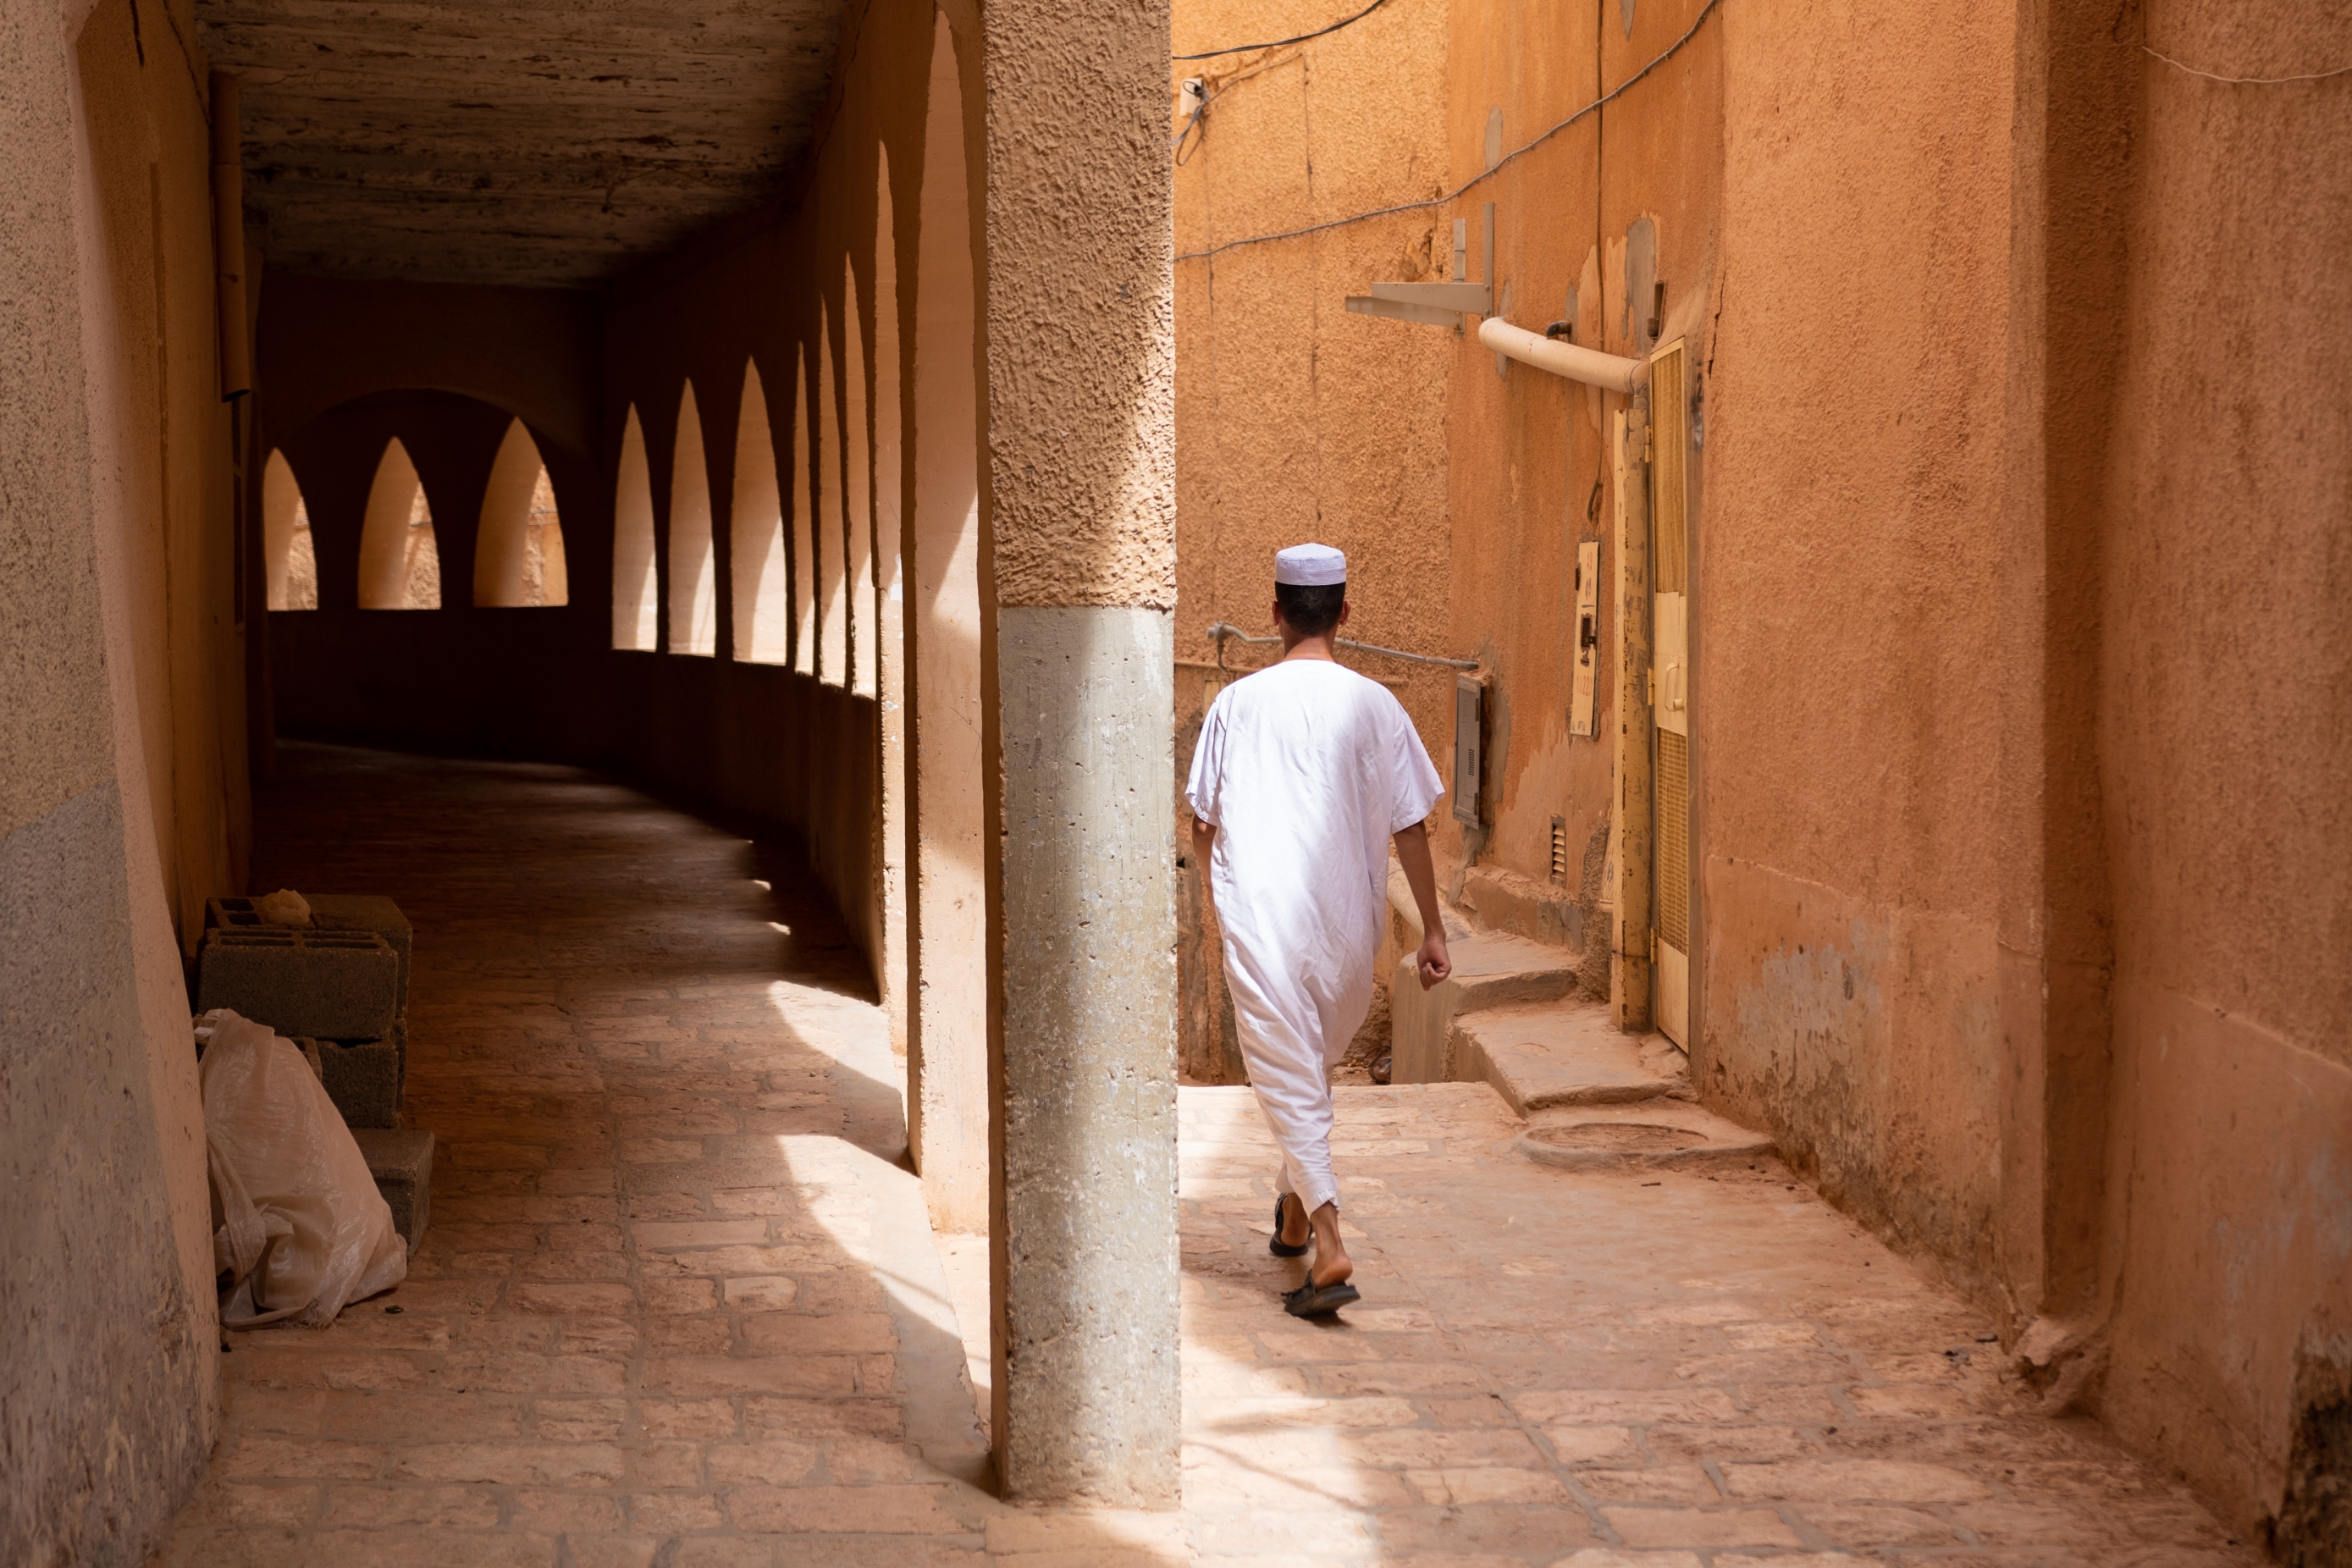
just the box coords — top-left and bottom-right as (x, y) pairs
(1415, 933), (1451, 990)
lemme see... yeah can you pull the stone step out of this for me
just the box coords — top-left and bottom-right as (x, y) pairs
(1454, 1001), (1687, 1114)
(1388, 899), (1584, 1085)
(1513, 1099), (1776, 1172)
(350, 1128), (434, 1251)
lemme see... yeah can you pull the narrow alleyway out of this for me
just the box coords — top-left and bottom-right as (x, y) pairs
(162, 748), (2253, 1565)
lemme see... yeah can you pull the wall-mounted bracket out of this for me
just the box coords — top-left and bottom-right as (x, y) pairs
(1346, 202), (1497, 329)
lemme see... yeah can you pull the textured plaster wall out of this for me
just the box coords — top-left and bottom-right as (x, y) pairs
(2, 0), (221, 1555)
(2090, 0), (2352, 1531)
(1702, 0), (2352, 1534)
(76, 0), (255, 949)
(986, 2), (1173, 610)
(1701, 0), (2012, 1281)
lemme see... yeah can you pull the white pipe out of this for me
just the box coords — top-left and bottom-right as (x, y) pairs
(1477, 317), (1647, 393)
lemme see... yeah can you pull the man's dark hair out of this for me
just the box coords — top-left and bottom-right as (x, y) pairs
(1275, 580), (1345, 638)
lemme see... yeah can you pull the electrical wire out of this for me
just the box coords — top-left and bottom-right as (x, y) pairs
(1175, 0), (1724, 262)
(2142, 43), (2352, 85)
(1174, 0), (1394, 63)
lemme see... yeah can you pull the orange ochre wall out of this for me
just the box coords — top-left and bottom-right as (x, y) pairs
(1172, 0), (2351, 1536)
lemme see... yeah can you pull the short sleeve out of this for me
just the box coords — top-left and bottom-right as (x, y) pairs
(1184, 698), (1227, 825)
(1385, 696), (1444, 832)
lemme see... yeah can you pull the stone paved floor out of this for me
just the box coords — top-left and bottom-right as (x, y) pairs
(161, 746), (2253, 1566)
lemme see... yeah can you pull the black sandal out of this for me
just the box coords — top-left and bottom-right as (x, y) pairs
(1283, 1275), (1361, 1317)
(1268, 1195), (1309, 1257)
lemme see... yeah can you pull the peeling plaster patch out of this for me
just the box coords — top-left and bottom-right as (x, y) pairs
(1733, 918), (1885, 1197)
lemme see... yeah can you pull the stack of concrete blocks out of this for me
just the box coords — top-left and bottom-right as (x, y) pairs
(201, 895), (433, 1248)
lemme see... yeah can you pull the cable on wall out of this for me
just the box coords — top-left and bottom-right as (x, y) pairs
(1175, 0), (1725, 262)
(1174, 0), (1395, 63)
(2141, 44), (2352, 85)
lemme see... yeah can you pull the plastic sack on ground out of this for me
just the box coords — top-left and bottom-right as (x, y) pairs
(252, 888), (312, 925)
(201, 1008), (406, 1327)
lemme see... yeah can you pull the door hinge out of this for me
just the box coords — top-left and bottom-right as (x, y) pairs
(1646, 669), (1656, 707)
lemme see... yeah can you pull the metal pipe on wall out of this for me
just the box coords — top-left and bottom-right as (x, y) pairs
(209, 72), (251, 401)
(1477, 316), (1646, 394)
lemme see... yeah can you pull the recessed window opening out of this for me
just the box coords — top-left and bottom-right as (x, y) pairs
(262, 448), (317, 610)
(356, 436), (441, 609)
(843, 255), (876, 698)
(818, 301), (847, 687)
(668, 381), (717, 655)
(612, 405), (658, 649)
(473, 417), (569, 606)
(732, 360), (789, 663)
(792, 344), (817, 675)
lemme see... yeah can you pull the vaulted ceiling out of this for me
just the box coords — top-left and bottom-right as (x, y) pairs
(197, 1), (847, 290)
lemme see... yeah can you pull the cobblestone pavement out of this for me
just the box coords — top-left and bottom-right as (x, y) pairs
(160, 747), (2252, 1566)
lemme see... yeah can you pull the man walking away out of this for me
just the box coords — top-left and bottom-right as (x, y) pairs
(1186, 542), (1454, 1317)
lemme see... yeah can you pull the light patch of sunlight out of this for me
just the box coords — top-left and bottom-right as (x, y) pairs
(773, 1135), (955, 1331)
(754, 977), (1196, 1560)
(751, 878), (771, 891)
(766, 920), (793, 936)
(1177, 1086), (1399, 1514)
(932, 1233), (991, 1425)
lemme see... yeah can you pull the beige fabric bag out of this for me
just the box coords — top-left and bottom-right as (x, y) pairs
(200, 1009), (406, 1327)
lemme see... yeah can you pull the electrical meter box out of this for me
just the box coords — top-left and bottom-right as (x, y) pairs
(1451, 674), (1486, 825)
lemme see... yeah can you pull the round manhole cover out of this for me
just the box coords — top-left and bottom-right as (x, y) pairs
(1526, 1122), (1706, 1155)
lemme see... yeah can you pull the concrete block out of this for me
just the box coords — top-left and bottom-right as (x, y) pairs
(196, 929), (400, 1041)
(312, 1036), (400, 1129)
(350, 1128), (433, 1248)
(209, 892), (411, 1013)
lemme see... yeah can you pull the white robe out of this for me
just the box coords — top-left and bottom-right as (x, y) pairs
(1185, 660), (1444, 1212)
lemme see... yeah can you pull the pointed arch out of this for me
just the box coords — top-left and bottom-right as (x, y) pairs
(668, 381), (717, 654)
(844, 253), (875, 698)
(732, 361), (789, 663)
(474, 418), (568, 606)
(792, 344), (816, 675)
(357, 437), (441, 609)
(612, 405), (658, 649)
(904, 7), (989, 1229)
(262, 449), (317, 610)
(872, 143), (909, 1066)
(818, 300), (847, 686)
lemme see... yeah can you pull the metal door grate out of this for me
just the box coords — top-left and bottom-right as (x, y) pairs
(1650, 341), (1688, 594)
(1657, 729), (1690, 951)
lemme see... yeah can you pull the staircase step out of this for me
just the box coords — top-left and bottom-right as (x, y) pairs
(1514, 1100), (1776, 1172)
(1389, 927), (1582, 1085)
(1455, 1002), (1684, 1114)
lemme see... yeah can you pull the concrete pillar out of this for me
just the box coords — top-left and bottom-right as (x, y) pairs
(980, 0), (1179, 1507)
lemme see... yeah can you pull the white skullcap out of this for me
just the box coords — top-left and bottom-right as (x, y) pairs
(1274, 542), (1347, 587)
